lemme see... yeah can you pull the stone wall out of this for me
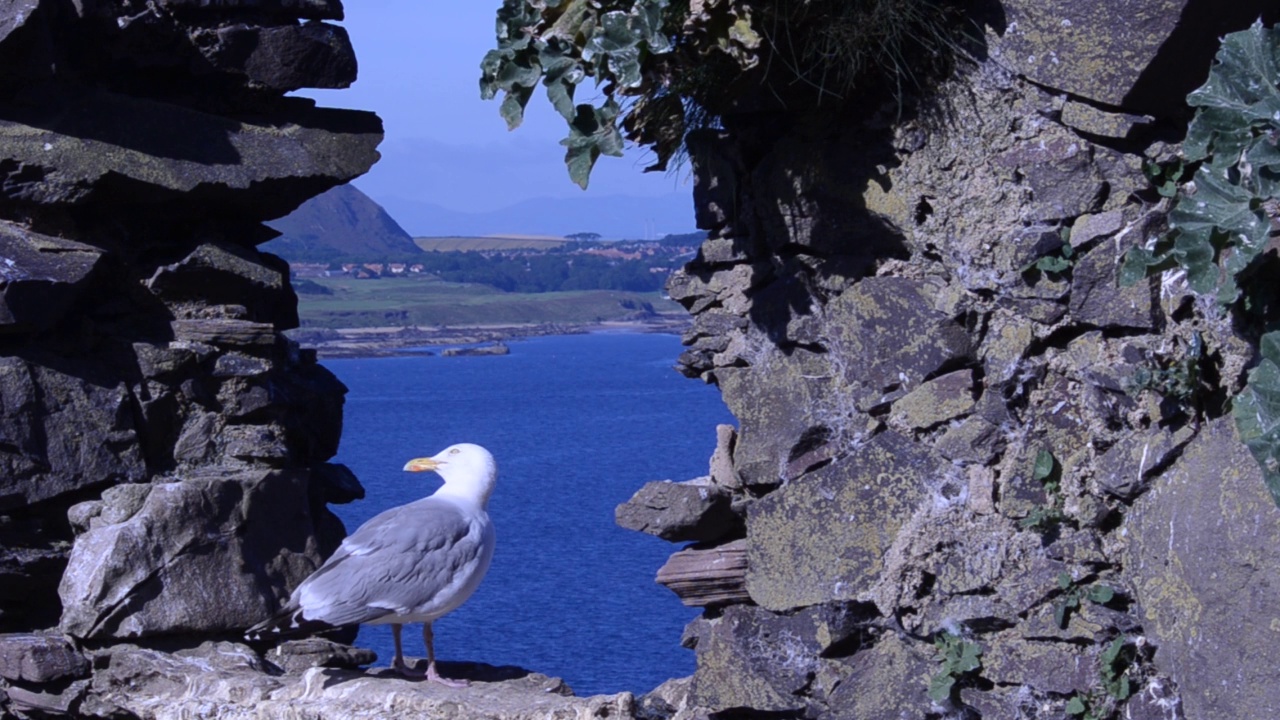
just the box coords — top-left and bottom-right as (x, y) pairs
(0, 1), (383, 715)
(620, 2), (1280, 718)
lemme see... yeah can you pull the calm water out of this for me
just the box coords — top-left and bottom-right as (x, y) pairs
(324, 332), (733, 696)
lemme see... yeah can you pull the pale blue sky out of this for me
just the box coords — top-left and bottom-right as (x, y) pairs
(301, 3), (692, 218)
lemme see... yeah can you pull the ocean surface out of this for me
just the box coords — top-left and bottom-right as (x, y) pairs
(323, 332), (734, 696)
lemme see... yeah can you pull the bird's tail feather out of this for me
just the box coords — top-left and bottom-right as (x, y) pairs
(244, 604), (337, 641)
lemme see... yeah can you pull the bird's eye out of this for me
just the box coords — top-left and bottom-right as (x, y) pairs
(449, 448), (460, 455)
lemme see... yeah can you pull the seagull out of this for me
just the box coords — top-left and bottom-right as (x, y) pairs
(247, 443), (497, 686)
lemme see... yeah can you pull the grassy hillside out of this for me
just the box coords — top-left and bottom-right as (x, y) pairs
(414, 235), (569, 252)
(294, 276), (680, 328)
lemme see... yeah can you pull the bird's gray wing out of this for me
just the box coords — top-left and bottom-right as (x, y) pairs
(296, 497), (484, 626)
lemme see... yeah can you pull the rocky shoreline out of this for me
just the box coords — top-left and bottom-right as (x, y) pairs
(286, 316), (693, 358)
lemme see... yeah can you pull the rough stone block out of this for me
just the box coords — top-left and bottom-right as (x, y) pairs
(0, 90), (381, 223)
(1095, 427), (1193, 500)
(0, 359), (145, 510)
(0, 222), (103, 332)
(983, 635), (1097, 695)
(656, 539), (749, 607)
(58, 470), (325, 639)
(202, 22), (357, 91)
(1125, 418), (1280, 719)
(824, 633), (934, 719)
(266, 638), (375, 673)
(825, 276), (973, 401)
(615, 478), (740, 543)
(1061, 102), (1153, 139)
(0, 633), (89, 683)
(746, 432), (938, 611)
(888, 369), (977, 430)
(1001, 135), (1106, 220)
(691, 604), (857, 713)
(936, 416), (1004, 465)
(1069, 210), (1126, 248)
(1070, 241), (1159, 329)
(717, 345), (834, 487)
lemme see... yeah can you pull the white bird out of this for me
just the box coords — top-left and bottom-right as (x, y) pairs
(248, 443), (497, 686)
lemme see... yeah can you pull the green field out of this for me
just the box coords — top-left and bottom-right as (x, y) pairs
(413, 235), (569, 252)
(295, 276), (680, 328)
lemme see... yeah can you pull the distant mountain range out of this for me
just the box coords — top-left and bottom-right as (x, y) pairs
(263, 184), (420, 259)
(376, 192), (694, 240)
(263, 184), (698, 261)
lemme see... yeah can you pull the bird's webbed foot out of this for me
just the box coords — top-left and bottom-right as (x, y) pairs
(427, 662), (470, 687)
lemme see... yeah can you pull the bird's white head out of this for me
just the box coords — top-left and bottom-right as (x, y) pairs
(403, 443), (498, 509)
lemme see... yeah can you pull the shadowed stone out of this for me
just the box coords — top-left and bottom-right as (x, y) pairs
(0, 222), (103, 332)
(266, 638), (375, 673)
(0, 91), (381, 222)
(0, 358), (145, 510)
(0, 633), (89, 683)
(201, 23), (357, 91)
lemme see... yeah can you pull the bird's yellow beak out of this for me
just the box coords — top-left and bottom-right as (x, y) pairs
(403, 457), (441, 472)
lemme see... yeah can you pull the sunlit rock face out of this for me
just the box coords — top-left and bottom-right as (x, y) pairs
(625, 2), (1280, 718)
(0, 0), (377, 660)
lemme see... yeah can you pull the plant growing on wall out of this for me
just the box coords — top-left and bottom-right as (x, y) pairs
(1121, 21), (1280, 505)
(480, 0), (975, 188)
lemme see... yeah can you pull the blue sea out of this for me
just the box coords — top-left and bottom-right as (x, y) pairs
(324, 332), (733, 696)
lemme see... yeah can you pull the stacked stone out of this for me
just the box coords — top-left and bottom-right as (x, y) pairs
(0, 1), (379, 715)
(620, 2), (1280, 719)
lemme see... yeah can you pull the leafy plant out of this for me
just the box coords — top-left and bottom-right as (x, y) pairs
(1019, 449), (1066, 534)
(928, 631), (983, 703)
(1053, 572), (1117, 629)
(1118, 21), (1280, 505)
(1099, 635), (1134, 701)
(480, 0), (976, 187)
(1234, 331), (1280, 502)
(1126, 331), (1207, 419)
(1066, 694), (1102, 720)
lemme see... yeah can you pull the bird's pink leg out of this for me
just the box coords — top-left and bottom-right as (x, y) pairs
(424, 622), (468, 687)
(391, 623), (425, 678)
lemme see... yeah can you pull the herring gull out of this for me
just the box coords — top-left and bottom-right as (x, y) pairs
(248, 443), (497, 686)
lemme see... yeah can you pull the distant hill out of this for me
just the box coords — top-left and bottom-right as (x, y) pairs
(376, 192), (694, 240)
(414, 235), (569, 252)
(263, 184), (420, 261)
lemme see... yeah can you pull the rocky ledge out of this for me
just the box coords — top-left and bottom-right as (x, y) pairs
(0, 636), (636, 720)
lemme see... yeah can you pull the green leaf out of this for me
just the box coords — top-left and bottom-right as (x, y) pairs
(1066, 696), (1087, 715)
(1234, 333), (1280, 506)
(954, 641), (982, 673)
(1032, 450), (1056, 483)
(1087, 585), (1115, 604)
(927, 673), (956, 703)
(499, 86), (534, 130)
